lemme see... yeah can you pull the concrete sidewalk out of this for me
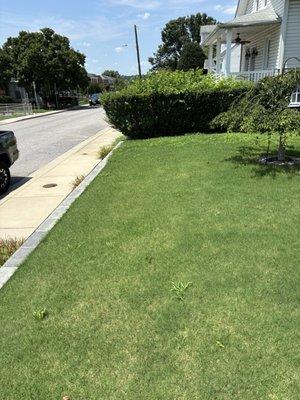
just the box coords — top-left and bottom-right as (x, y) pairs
(0, 127), (122, 240)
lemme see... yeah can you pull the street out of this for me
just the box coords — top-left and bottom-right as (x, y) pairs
(0, 106), (108, 184)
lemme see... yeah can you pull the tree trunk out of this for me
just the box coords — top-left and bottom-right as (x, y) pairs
(278, 134), (286, 162)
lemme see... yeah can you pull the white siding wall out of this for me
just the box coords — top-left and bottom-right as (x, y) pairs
(241, 25), (281, 70)
(284, 0), (300, 66)
(270, 0), (285, 16)
(246, 0), (256, 13)
(245, 0), (270, 13)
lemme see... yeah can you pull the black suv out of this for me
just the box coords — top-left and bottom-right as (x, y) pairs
(89, 93), (101, 106)
(0, 130), (19, 195)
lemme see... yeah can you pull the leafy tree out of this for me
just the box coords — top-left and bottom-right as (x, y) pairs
(0, 48), (12, 89)
(149, 13), (216, 71)
(87, 83), (104, 94)
(1, 28), (89, 103)
(178, 42), (206, 71)
(102, 70), (120, 78)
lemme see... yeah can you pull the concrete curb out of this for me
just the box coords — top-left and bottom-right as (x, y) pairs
(0, 105), (89, 126)
(0, 141), (123, 290)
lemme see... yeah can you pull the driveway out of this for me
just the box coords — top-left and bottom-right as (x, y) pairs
(0, 106), (109, 184)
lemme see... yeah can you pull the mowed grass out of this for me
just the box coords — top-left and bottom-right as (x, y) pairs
(0, 134), (299, 399)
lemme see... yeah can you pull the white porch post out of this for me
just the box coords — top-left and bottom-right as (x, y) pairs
(208, 44), (214, 72)
(225, 29), (232, 76)
(216, 37), (222, 74)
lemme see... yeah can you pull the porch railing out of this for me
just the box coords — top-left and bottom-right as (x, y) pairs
(229, 69), (279, 83)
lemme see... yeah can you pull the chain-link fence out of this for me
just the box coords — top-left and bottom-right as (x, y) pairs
(0, 102), (33, 118)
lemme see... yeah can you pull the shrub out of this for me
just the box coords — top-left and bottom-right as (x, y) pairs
(0, 95), (13, 104)
(102, 70), (250, 139)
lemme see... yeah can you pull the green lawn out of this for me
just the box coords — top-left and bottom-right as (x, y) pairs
(0, 134), (299, 399)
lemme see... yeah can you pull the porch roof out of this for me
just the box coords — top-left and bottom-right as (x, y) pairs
(202, 6), (281, 46)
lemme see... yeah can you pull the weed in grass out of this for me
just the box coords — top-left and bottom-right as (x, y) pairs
(0, 238), (25, 267)
(171, 281), (192, 301)
(71, 175), (85, 190)
(33, 309), (49, 321)
(216, 341), (225, 349)
(98, 145), (113, 160)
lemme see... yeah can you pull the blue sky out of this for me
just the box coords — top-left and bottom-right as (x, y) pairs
(0, 0), (236, 75)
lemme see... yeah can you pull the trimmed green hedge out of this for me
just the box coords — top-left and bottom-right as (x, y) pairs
(102, 70), (251, 139)
(103, 88), (248, 139)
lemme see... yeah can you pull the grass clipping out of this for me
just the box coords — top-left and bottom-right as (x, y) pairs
(0, 238), (24, 266)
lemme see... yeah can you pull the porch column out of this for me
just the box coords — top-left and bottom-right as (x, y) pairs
(225, 29), (232, 76)
(216, 37), (222, 74)
(208, 44), (214, 72)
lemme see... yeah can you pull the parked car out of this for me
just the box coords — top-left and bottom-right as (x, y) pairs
(89, 93), (101, 106)
(0, 130), (19, 195)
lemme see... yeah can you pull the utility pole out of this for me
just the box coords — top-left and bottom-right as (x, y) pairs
(134, 25), (142, 79)
(54, 83), (59, 109)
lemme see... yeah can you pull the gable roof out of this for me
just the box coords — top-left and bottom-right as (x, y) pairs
(220, 6), (281, 27)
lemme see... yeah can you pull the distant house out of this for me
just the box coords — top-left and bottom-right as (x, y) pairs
(88, 73), (115, 91)
(201, 0), (300, 82)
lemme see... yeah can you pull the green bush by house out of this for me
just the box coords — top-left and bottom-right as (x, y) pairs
(102, 70), (251, 139)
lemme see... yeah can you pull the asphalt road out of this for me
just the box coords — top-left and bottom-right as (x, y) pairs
(0, 106), (109, 183)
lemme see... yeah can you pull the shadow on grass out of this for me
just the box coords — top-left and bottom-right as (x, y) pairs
(226, 145), (300, 179)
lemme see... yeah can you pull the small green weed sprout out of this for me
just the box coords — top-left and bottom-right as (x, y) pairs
(171, 281), (192, 301)
(33, 308), (49, 321)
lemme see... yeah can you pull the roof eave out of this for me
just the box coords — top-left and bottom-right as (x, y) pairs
(219, 19), (281, 28)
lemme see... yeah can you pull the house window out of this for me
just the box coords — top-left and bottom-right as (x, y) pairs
(289, 87), (300, 108)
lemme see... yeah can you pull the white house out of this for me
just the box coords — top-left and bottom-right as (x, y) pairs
(201, 0), (300, 81)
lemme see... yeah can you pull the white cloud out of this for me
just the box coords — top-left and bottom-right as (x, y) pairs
(110, 0), (159, 9)
(0, 11), (124, 44)
(115, 46), (125, 53)
(82, 41), (91, 47)
(138, 12), (151, 20)
(214, 4), (236, 15)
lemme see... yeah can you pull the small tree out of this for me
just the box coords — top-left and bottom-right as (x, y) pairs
(211, 71), (300, 162)
(242, 106), (300, 162)
(178, 42), (205, 71)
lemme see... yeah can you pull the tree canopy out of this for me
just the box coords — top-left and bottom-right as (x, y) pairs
(1, 28), (89, 99)
(149, 13), (216, 71)
(102, 70), (121, 78)
(178, 42), (206, 71)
